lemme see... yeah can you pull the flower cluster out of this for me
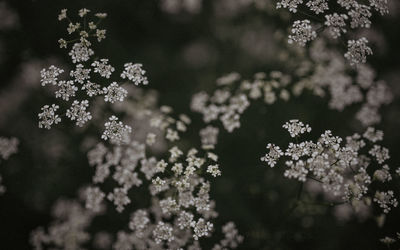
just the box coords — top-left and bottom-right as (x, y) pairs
(84, 123), (237, 249)
(38, 9), (149, 143)
(288, 20), (316, 47)
(38, 104), (61, 129)
(276, 0), (388, 64)
(30, 198), (103, 250)
(120, 63), (148, 86)
(101, 116), (132, 145)
(261, 120), (398, 215)
(191, 72), (289, 132)
(344, 38), (373, 66)
(148, 106), (192, 142)
(66, 100), (92, 127)
(282, 119), (311, 138)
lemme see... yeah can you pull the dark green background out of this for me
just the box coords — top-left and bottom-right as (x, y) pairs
(0, 0), (400, 249)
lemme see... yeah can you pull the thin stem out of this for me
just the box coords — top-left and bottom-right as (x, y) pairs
(307, 175), (323, 183)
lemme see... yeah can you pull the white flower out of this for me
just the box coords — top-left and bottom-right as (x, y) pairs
(177, 211), (194, 230)
(306, 0), (328, 14)
(288, 20), (316, 46)
(40, 65), (64, 86)
(91, 59), (115, 78)
(58, 9), (67, 21)
(120, 63), (148, 85)
(78, 8), (90, 17)
(283, 119), (311, 137)
(207, 164), (221, 177)
(103, 82), (128, 103)
(95, 13), (108, 19)
(82, 81), (103, 97)
(284, 160), (308, 182)
(261, 143), (284, 167)
(200, 126), (219, 149)
(67, 22), (81, 34)
(380, 236), (396, 245)
(152, 177), (167, 192)
(373, 165), (392, 182)
(276, 0), (303, 12)
(38, 104), (61, 129)
(66, 100), (92, 127)
(344, 38), (372, 65)
(113, 166), (142, 189)
(70, 64), (91, 84)
(325, 13), (348, 39)
(96, 29), (106, 42)
(58, 39), (67, 48)
(69, 42), (94, 63)
(374, 190), (398, 213)
(85, 186), (105, 212)
(369, 0), (389, 15)
(55, 80), (78, 101)
(107, 187), (130, 212)
(169, 146), (183, 162)
(129, 210), (150, 236)
(153, 221), (174, 244)
(191, 218), (213, 240)
(348, 3), (372, 28)
(166, 128), (179, 142)
(369, 145), (390, 164)
(363, 127), (383, 142)
(101, 116), (132, 145)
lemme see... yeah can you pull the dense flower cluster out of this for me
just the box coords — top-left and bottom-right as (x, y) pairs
(288, 20), (316, 46)
(76, 96), (239, 248)
(101, 116), (132, 145)
(261, 120), (398, 215)
(120, 63), (148, 86)
(191, 44), (392, 132)
(37, 9), (149, 142)
(344, 38), (373, 65)
(66, 100), (92, 127)
(276, 0), (388, 64)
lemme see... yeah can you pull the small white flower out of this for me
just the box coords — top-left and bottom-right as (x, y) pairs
(66, 100), (92, 127)
(344, 38), (373, 66)
(40, 65), (64, 86)
(91, 59), (115, 78)
(38, 104), (61, 129)
(120, 63), (148, 85)
(103, 82), (128, 103)
(58, 9), (67, 21)
(261, 143), (284, 167)
(101, 116), (132, 145)
(107, 187), (130, 212)
(283, 119), (311, 137)
(288, 20), (316, 46)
